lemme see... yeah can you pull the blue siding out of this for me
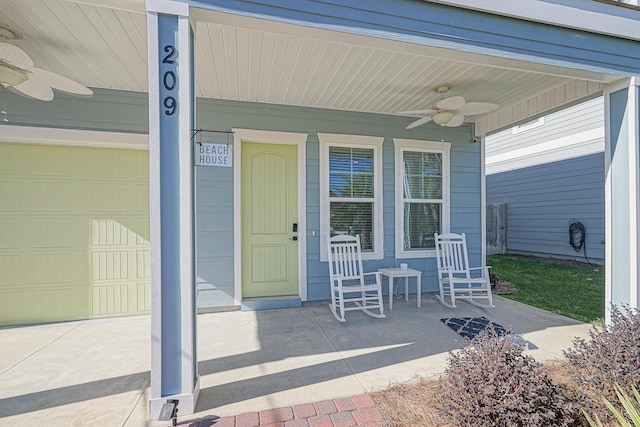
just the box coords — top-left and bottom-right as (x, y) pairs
(195, 166), (235, 307)
(195, 98), (482, 306)
(487, 153), (605, 263)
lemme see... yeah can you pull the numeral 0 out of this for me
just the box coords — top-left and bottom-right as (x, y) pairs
(163, 71), (176, 91)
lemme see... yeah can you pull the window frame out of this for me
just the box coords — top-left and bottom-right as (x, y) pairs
(319, 133), (384, 262)
(393, 138), (451, 259)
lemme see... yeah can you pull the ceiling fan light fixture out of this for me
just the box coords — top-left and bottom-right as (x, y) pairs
(432, 110), (455, 126)
(0, 60), (29, 86)
(0, 25), (22, 42)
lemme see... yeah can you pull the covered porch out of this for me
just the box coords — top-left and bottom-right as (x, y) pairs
(1, 0), (639, 421)
(0, 296), (591, 425)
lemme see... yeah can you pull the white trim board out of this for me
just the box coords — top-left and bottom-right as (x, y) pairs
(0, 125), (148, 150)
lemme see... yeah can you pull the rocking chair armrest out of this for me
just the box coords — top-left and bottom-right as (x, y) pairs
(362, 271), (381, 278)
(362, 271), (382, 285)
(469, 265), (491, 271)
(468, 266), (491, 277)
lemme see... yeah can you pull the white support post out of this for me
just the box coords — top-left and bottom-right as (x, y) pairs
(604, 77), (640, 324)
(147, 0), (199, 420)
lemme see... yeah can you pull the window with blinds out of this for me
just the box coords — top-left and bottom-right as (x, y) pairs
(329, 146), (375, 250)
(319, 133), (384, 261)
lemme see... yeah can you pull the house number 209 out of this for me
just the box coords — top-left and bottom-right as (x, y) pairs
(162, 45), (177, 116)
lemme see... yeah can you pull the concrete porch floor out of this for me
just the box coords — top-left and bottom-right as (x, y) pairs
(0, 295), (592, 426)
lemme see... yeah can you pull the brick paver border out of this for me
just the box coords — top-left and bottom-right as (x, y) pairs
(177, 394), (385, 427)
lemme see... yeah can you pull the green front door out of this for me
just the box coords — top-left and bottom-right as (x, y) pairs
(241, 142), (298, 298)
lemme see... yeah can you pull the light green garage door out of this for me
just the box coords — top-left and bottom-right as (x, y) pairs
(0, 143), (150, 326)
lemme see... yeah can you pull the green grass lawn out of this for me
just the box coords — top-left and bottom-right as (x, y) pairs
(487, 255), (605, 324)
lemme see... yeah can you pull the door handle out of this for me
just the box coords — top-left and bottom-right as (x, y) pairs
(290, 236), (298, 241)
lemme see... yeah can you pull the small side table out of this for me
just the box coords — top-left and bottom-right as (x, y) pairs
(378, 267), (422, 310)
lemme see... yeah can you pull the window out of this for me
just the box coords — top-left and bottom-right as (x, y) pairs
(319, 133), (384, 261)
(512, 117), (544, 134)
(394, 139), (450, 258)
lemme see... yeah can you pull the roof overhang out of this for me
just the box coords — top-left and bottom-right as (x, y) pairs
(0, 0), (637, 136)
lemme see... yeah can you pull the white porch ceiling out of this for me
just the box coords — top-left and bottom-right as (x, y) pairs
(0, 0), (623, 134)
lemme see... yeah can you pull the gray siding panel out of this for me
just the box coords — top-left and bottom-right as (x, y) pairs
(487, 153), (604, 263)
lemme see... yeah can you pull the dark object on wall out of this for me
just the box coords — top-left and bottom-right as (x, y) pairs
(568, 219), (596, 267)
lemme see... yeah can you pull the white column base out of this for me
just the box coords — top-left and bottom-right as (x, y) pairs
(149, 378), (201, 420)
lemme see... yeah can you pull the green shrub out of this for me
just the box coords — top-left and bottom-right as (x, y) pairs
(584, 385), (640, 427)
(439, 328), (577, 426)
(565, 305), (640, 424)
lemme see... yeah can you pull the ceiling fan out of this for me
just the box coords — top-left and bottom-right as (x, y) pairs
(0, 24), (93, 102)
(400, 85), (498, 129)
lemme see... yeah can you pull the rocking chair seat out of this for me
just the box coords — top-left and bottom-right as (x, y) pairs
(327, 234), (386, 322)
(434, 232), (495, 309)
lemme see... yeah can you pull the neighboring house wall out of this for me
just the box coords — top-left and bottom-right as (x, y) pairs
(485, 97), (605, 264)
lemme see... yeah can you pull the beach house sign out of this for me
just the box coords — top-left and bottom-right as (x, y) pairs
(195, 143), (232, 167)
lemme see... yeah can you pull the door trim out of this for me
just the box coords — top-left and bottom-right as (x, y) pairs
(232, 128), (308, 305)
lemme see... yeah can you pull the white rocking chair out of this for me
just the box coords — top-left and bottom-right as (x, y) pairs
(434, 232), (495, 309)
(327, 234), (386, 322)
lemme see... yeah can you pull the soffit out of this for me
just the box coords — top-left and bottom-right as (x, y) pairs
(0, 0), (623, 133)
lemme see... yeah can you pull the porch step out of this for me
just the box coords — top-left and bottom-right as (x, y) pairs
(241, 296), (302, 311)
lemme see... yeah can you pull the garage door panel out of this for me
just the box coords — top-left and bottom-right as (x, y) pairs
(137, 283), (151, 311)
(32, 252), (73, 284)
(0, 255), (21, 286)
(32, 181), (72, 213)
(0, 217), (21, 249)
(32, 218), (73, 248)
(0, 143), (150, 326)
(0, 286), (88, 324)
(0, 181), (24, 213)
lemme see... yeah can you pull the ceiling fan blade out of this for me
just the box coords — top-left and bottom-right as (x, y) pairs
(0, 42), (34, 70)
(398, 109), (436, 116)
(459, 102), (499, 115)
(436, 95), (465, 110)
(406, 115), (433, 129)
(31, 67), (93, 96)
(444, 113), (465, 127)
(11, 77), (54, 101)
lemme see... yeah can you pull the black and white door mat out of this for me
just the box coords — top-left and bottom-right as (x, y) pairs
(440, 316), (538, 350)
